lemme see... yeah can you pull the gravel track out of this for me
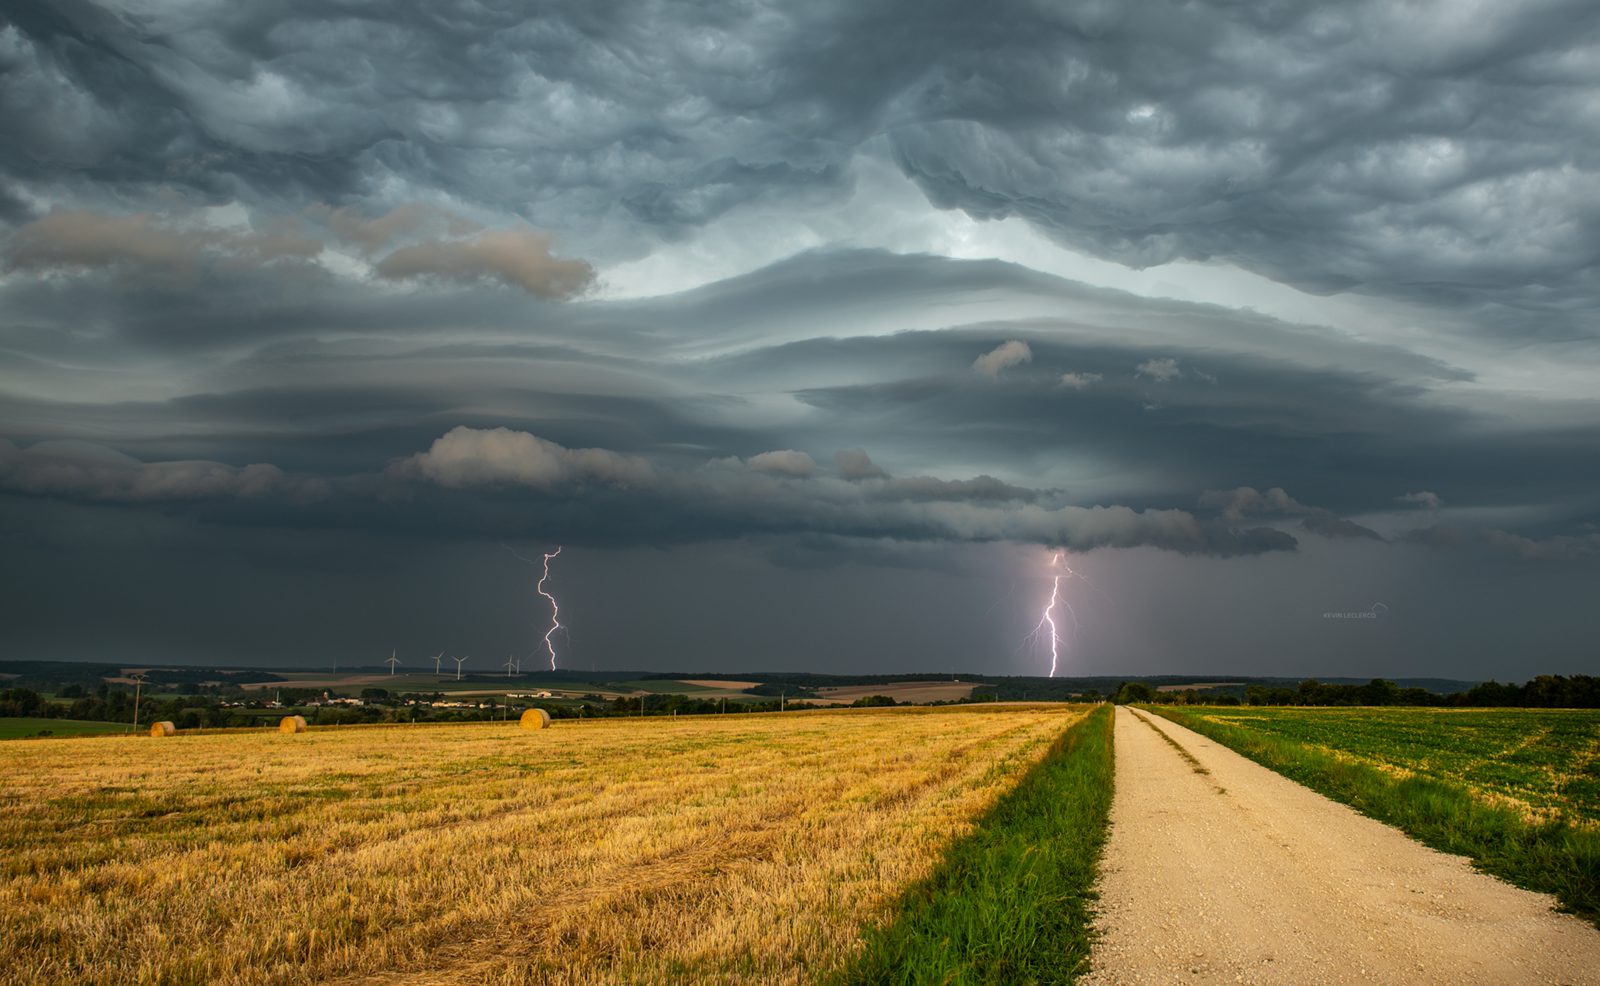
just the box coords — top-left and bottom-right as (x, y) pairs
(1083, 706), (1600, 985)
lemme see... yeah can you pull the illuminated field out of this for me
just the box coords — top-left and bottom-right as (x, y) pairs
(1159, 706), (1600, 824)
(0, 706), (1080, 986)
(1151, 705), (1600, 925)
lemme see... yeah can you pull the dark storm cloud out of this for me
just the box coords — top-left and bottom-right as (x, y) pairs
(0, 422), (1298, 557)
(3, 243), (1594, 567)
(5, 0), (1599, 330)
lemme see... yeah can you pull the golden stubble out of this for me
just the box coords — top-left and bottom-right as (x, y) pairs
(0, 706), (1081, 986)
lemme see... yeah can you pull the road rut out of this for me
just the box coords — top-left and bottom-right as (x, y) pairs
(1084, 706), (1600, 985)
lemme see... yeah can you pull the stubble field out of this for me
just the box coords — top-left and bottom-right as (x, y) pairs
(0, 705), (1081, 986)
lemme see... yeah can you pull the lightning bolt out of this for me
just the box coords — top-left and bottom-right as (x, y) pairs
(537, 546), (563, 671)
(1030, 551), (1084, 678)
(504, 543), (567, 671)
(1037, 553), (1063, 677)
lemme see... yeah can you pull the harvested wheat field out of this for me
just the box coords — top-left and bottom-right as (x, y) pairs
(0, 705), (1081, 986)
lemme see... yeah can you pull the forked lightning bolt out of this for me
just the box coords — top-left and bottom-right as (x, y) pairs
(537, 546), (563, 671)
(1031, 551), (1084, 678)
(503, 543), (567, 671)
(1038, 553), (1063, 677)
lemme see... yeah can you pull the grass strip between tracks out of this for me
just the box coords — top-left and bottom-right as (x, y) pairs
(829, 703), (1114, 986)
(1148, 706), (1600, 928)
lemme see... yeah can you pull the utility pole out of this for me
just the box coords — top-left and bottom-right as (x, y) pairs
(128, 672), (147, 734)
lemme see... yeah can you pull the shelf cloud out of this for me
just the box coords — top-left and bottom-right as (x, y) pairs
(1, 0), (1595, 675)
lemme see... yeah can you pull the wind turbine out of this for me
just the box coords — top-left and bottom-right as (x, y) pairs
(387, 649), (400, 677)
(431, 652), (444, 675)
(453, 655), (467, 680)
(504, 654), (516, 678)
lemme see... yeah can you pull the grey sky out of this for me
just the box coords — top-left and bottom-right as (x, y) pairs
(2, 0), (1596, 678)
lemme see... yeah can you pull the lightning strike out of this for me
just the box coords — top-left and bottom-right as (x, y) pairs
(504, 543), (569, 671)
(1030, 552), (1085, 678)
(537, 546), (563, 671)
(1038, 553), (1063, 677)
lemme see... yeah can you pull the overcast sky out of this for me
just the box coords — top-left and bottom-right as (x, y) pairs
(2, 0), (1597, 680)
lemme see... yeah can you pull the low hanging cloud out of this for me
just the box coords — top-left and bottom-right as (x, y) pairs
(1397, 491), (1443, 511)
(746, 449), (816, 476)
(378, 427), (1294, 556)
(1058, 372), (1102, 389)
(972, 340), (1032, 376)
(1199, 486), (1383, 541)
(319, 204), (478, 255)
(372, 225), (595, 300)
(1199, 486), (1311, 525)
(0, 439), (326, 502)
(1479, 529), (1600, 561)
(0, 204), (594, 300)
(0, 208), (323, 283)
(1136, 358), (1182, 382)
(835, 448), (890, 480)
(387, 426), (656, 488)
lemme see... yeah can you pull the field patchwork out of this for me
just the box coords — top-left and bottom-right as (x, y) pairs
(0, 705), (1082, 986)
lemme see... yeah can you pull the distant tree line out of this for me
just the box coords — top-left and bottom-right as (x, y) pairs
(1106, 675), (1600, 708)
(0, 687), (250, 728)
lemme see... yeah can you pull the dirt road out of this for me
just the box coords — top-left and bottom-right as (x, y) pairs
(1083, 706), (1600, 985)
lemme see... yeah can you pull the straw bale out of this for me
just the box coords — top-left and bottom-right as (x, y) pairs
(520, 708), (552, 730)
(279, 715), (307, 734)
(150, 721), (176, 738)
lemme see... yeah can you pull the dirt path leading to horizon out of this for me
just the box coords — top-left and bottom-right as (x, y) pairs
(1083, 706), (1600, 986)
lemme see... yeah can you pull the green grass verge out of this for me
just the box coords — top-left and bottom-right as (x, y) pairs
(1148, 706), (1600, 928)
(828, 703), (1114, 986)
(0, 718), (136, 740)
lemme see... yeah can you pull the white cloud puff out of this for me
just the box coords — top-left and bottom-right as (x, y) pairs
(1136, 358), (1181, 382)
(1397, 491), (1443, 510)
(1199, 486), (1311, 524)
(747, 449), (816, 477)
(972, 340), (1032, 377)
(387, 426), (656, 488)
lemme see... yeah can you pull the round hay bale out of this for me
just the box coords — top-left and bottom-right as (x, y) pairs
(520, 708), (552, 730)
(150, 721), (176, 738)
(279, 715), (307, 734)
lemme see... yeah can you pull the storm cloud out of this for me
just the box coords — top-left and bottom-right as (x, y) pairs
(1, 1), (1596, 676)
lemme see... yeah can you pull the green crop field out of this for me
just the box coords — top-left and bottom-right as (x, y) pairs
(1151, 705), (1600, 926)
(1163, 706), (1600, 824)
(0, 718), (137, 740)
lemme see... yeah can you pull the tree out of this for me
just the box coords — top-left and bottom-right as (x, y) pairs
(1112, 682), (1155, 704)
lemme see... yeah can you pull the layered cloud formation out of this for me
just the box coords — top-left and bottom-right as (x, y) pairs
(1, 1), (1596, 673)
(7, 0), (1598, 327)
